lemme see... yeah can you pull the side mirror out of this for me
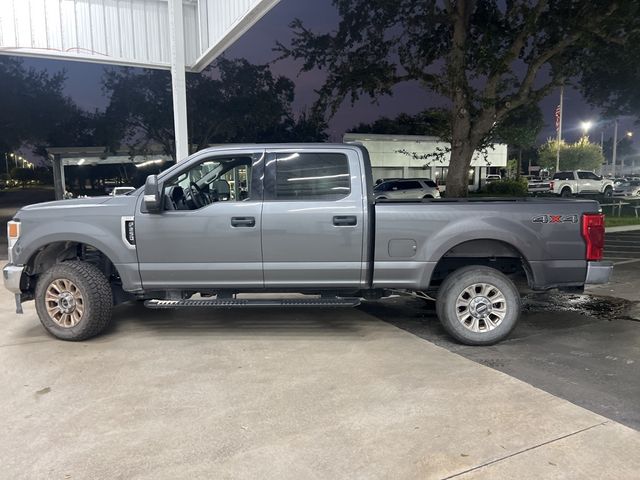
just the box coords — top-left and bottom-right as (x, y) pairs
(144, 175), (162, 213)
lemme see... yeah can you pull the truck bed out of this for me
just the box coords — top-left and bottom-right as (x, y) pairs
(372, 197), (601, 290)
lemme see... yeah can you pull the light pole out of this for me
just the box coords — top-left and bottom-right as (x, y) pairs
(581, 121), (593, 139)
(612, 123), (633, 178)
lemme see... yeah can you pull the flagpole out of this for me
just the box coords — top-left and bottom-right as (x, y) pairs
(556, 85), (564, 172)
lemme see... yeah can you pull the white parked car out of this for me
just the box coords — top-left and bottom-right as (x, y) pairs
(485, 174), (502, 184)
(614, 180), (640, 197)
(524, 176), (551, 194)
(111, 186), (136, 196)
(550, 171), (614, 198)
(374, 178), (440, 199)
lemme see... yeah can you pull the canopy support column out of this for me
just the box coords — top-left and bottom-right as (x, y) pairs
(168, 0), (189, 161)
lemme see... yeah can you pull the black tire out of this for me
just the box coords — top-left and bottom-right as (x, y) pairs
(436, 266), (521, 346)
(603, 186), (613, 199)
(560, 187), (572, 198)
(35, 261), (113, 341)
(422, 195), (433, 199)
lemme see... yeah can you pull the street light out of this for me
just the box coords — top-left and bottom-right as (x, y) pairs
(611, 121), (634, 177)
(581, 121), (593, 137)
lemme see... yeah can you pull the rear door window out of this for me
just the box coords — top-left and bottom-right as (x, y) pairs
(396, 180), (422, 190)
(274, 152), (351, 200)
(553, 172), (574, 180)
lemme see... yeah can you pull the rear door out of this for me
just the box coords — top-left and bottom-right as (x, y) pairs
(261, 148), (366, 288)
(577, 171), (592, 193)
(395, 180), (422, 198)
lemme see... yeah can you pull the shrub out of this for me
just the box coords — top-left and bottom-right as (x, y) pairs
(485, 178), (528, 196)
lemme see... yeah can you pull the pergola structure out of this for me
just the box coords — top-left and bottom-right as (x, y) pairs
(47, 146), (172, 196)
(0, 0), (280, 164)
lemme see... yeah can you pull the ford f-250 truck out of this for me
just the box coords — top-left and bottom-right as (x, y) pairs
(3, 144), (612, 345)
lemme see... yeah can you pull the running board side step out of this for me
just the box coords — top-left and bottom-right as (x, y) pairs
(145, 297), (361, 309)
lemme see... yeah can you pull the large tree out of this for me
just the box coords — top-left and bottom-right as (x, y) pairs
(0, 57), (79, 156)
(277, 0), (640, 196)
(102, 58), (327, 159)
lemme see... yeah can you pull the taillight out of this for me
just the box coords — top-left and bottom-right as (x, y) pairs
(581, 213), (605, 261)
(549, 181), (555, 190)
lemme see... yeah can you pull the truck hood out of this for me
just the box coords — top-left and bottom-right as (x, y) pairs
(15, 195), (139, 220)
(21, 196), (115, 211)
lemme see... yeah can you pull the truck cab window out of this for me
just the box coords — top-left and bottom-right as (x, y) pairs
(275, 152), (350, 200)
(163, 156), (253, 210)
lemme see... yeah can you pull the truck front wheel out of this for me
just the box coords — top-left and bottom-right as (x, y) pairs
(436, 266), (521, 345)
(35, 261), (113, 341)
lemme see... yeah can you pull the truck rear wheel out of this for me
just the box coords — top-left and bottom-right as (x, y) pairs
(35, 261), (113, 341)
(560, 187), (572, 197)
(436, 266), (520, 346)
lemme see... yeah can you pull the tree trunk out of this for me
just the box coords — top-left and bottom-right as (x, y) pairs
(445, 107), (475, 197)
(446, 141), (475, 197)
(517, 149), (523, 179)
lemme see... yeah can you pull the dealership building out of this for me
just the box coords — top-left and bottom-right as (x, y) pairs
(343, 133), (508, 191)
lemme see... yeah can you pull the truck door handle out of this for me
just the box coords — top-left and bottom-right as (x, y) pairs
(231, 216), (255, 227)
(333, 215), (357, 226)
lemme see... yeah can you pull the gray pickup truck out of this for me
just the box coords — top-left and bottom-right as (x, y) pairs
(3, 144), (612, 345)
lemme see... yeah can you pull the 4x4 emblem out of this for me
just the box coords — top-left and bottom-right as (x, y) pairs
(531, 214), (578, 224)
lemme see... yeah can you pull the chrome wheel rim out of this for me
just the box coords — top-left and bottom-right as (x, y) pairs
(455, 283), (506, 333)
(45, 278), (84, 328)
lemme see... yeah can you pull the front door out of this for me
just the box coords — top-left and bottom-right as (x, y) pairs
(261, 149), (365, 288)
(135, 149), (265, 289)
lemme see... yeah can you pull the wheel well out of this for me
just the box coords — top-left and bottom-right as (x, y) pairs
(561, 186), (572, 193)
(25, 242), (121, 292)
(429, 239), (532, 290)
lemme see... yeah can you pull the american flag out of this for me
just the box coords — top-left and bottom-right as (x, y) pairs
(555, 104), (561, 132)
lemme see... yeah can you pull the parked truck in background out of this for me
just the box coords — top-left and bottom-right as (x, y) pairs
(550, 171), (614, 198)
(3, 144), (612, 345)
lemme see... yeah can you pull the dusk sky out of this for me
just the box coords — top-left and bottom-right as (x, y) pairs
(18, 0), (637, 146)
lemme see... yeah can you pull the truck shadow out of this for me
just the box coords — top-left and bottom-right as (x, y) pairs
(105, 301), (373, 339)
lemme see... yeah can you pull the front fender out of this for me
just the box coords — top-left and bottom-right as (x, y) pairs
(12, 216), (141, 292)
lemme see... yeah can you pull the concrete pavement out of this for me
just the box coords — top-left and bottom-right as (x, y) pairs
(1, 289), (640, 479)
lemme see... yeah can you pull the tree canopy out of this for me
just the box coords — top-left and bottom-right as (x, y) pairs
(0, 57), (85, 156)
(277, 0), (640, 196)
(538, 138), (604, 172)
(350, 109), (450, 138)
(102, 58), (327, 159)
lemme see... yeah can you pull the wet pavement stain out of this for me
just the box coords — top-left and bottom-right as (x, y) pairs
(521, 293), (635, 321)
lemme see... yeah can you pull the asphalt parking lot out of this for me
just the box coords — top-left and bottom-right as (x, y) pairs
(605, 230), (640, 260)
(361, 284), (640, 431)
